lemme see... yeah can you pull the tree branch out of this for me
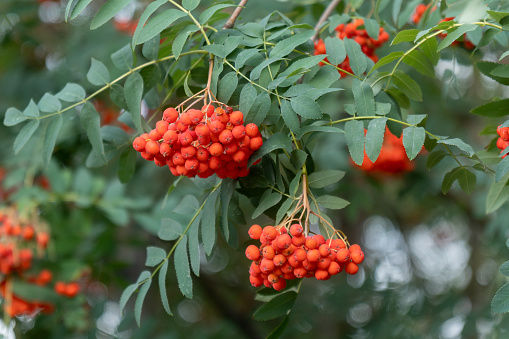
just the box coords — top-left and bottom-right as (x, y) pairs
(312, 0), (342, 42)
(223, 0), (249, 29)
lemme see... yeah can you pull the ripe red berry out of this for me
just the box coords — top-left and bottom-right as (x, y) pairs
(350, 250), (364, 264)
(305, 236), (318, 250)
(133, 137), (146, 152)
(248, 224), (262, 239)
(349, 244), (361, 253)
(262, 246), (275, 260)
(250, 137), (263, 150)
(180, 112), (192, 126)
(293, 248), (307, 262)
(163, 130), (178, 144)
(336, 248), (350, 263)
(163, 107), (178, 123)
(156, 120), (169, 135)
(229, 111), (244, 125)
(219, 130), (234, 144)
(272, 278), (287, 291)
(290, 224), (303, 237)
(188, 109), (204, 124)
(273, 254), (287, 266)
(245, 123), (259, 137)
(145, 140), (160, 156)
(276, 234), (292, 249)
(209, 143), (224, 157)
(345, 262), (359, 275)
(245, 245), (260, 260)
(306, 249), (320, 262)
(262, 226), (278, 241)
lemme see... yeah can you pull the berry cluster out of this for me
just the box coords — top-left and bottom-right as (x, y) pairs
(496, 125), (509, 158)
(354, 127), (416, 174)
(0, 207), (80, 318)
(245, 224), (364, 291)
(314, 19), (389, 77)
(133, 104), (263, 179)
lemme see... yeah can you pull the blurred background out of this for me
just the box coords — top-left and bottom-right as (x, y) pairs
(1, 0), (509, 338)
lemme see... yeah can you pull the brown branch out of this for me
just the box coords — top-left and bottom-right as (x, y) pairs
(222, 0), (249, 29)
(311, 0), (342, 42)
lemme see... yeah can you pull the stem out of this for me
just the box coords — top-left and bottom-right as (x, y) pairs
(301, 172), (310, 236)
(28, 50), (208, 122)
(222, 0), (249, 29)
(139, 183), (222, 284)
(312, 0), (342, 42)
(168, 0), (211, 45)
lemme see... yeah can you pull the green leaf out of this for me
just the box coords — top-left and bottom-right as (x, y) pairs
(252, 189), (282, 219)
(406, 114), (427, 126)
(496, 156), (509, 182)
(14, 119), (40, 155)
(491, 64), (509, 78)
(369, 52), (404, 73)
(470, 99), (509, 118)
(158, 261), (172, 315)
(235, 49), (261, 69)
(38, 93), (61, 113)
(456, 167), (476, 194)
(345, 120), (365, 166)
(87, 59), (110, 86)
(23, 99), (40, 118)
(437, 24), (478, 51)
(111, 44), (133, 71)
(267, 315), (290, 339)
(289, 170), (302, 197)
(4, 108), (27, 126)
(119, 283), (138, 315)
(70, 0), (93, 20)
(437, 138), (475, 157)
(365, 118), (387, 162)
(487, 10), (509, 23)
(392, 70), (423, 101)
(486, 173), (509, 214)
(391, 29), (419, 45)
(363, 18), (380, 40)
(492, 282), (509, 313)
(402, 50), (435, 77)
(297, 125), (343, 139)
(188, 213), (201, 277)
(500, 260), (509, 277)
(426, 150), (447, 171)
(80, 102), (106, 162)
(137, 9), (188, 45)
(441, 167), (463, 194)
(124, 72), (144, 133)
(201, 189), (219, 256)
(159, 218), (182, 241)
(316, 195), (350, 210)
(56, 83), (86, 102)
(269, 30), (315, 58)
(220, 178), (235, 241)
(145, 246), (166, 267)
(118, 148), (136, 184)
(276, 198), (294, 224)
(246, 92), (271, 126)
(250, 57), (283, 80)
(173, 25), (199, 59)
(239, 84), (257, 115)
(290, 149), (307, 171)
(199, 4), (236, 24)
(324, 37), (346, 65)
(253, 292), (297, 321)
(217, 72), (238, 103)
(476, 62), (509, 86)
(392, 0), (403, 25)
(290, 96), (322, 119)
(352, 79), (375, 117)
(248, 132), (292, 167)
(132, 0), (167, 48)
(375, 102), (391, 115)
(500, 51), (509, 61)
(42, 115), (63, 168)
(175, 235), (193, 298)
(344, 38), (367, 76)
(280, 100), (300, 135)
(308, 65), (341, 89)
(308, 170), (345, 188)
(134, 273), (152, 326)
(402, 126), (425, 160)
(91, 0), (132, 30)
(419, 37), (439, 65)
(182, 0), (200, 11)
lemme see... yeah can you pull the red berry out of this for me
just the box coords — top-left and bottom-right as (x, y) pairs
(345, 262), (359, 275)
(245, 123), (259, 137)
(245, 245), (260, 260)
(248, 224), (263, 239)
(133, 137), (147, 152)
(290, 224), (303, 236)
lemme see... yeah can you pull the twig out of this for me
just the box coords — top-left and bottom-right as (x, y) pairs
(223, 0), (249, 29)
(311, 0), (342, 42)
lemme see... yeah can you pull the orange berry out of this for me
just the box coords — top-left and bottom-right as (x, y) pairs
(292, 235), (306, 247)
(317, 257), (330, 270)
(250, 275), (264, 287)
(262, 246), (275, 260)
(330, 238), (346, 250)
(245, 123), (259, 138)
(305, 236), (318, 250)
(349, 244), (361, 253)
(22, 226), (34, 240)
(276, 234), (292, 249)
(145, 140), (160, 156)
(345, 262), (359, 275)
(229, 111), (244, 125)
(180, 112), (192, 126)
(293, 267), (307, 278)
(156, 120), (169, 135)
(262, 226), (278, 241)
(272, 278), (287, 291)
(318, 244), (331, 257)
(268, 273), (279, 284)
(163, 107), (178, 123)
(250, 136), (263, 150)
(219, 130), (234, 144)
(306, 249), (320, 262)
(328, 261), (341, 275)
(315, 269), (330, 280)
(209, 143), (224, 156)
(293, 248), (307, 262)
(65, 282), (80, 297)
(260, 258), (275, 273)
(273, 254), (287, 267)
(290, 224), (303, 237)
(55, 282), (66, 295)
(336, 248), (350, 263)
(245, 245), (260, 260)
(248, 224), (263, 240)
(133, 137), (147, 152)
(350, 250), (364, 264)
